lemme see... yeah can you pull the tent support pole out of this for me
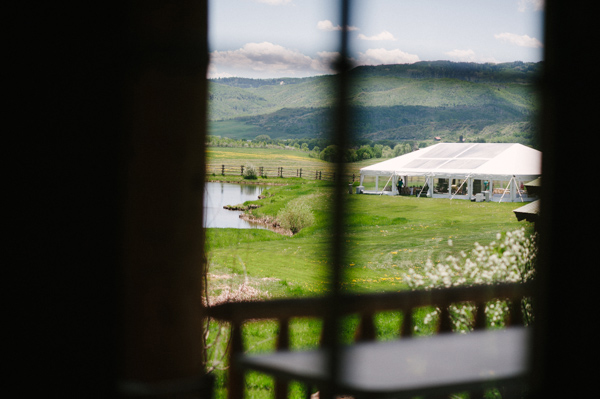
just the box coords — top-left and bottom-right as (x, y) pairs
(380, 174), (394, 196)
(429, 176), (434, 198)
(417, 176), (428, 198)
(450, 176), (470, 200)
(516, 176), (525, 202)
(499, 177), (515, 203)
(510, 177), (516, 202)
(512, 175), (524, 202)
(468, 177), (473, 200)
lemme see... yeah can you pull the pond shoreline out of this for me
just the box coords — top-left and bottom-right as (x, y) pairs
(206, 180), (293, 235)
(238, 213), (293, 236)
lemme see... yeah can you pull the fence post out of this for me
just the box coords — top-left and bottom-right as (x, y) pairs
(240, 165), (244, 176)
(221, 165), (224, 175)
(319, 171), (321, 180)
(280, 167), (283, 178)
(300, 168), (302, 178)
(315, 171), (318, 180)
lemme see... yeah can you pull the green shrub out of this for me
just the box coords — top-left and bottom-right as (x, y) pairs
(277, 200), (314, 234)
(243, 164), (258, 180)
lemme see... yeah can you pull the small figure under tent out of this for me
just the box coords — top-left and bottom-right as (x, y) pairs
(358, 143), (541, 203)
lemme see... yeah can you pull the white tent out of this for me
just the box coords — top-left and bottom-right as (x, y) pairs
(359, 143), (542, 202)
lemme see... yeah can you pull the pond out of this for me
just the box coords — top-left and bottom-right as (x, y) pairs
(203, 182), (267, 229)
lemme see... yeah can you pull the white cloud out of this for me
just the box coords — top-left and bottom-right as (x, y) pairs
(494, 32), (543, 48)
(444, 49), (477, 62)
(444, 49), (499, 64)
(317, 20), (358, 32)
(209, 42), (335, 77)
(317, 20), (337, 31)
(312, 51), (340, 71)
(357, 31), (396, 41)
(207, 64), (234, 79)
(357, 48), (420, 65)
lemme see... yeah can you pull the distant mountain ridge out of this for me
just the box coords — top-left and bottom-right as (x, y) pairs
(209, 61), (541, 147)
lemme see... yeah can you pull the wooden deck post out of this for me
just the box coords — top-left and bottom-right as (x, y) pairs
(120, 0), (210, 392)
(228, 321), (245, 399)
(275, 318), (290, 399)
(355, 312), (376, 342)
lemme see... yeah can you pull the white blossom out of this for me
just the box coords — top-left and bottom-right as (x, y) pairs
(403, 228), (537, 330)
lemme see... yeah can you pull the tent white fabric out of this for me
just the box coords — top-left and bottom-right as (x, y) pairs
(359, 143), (541, 202)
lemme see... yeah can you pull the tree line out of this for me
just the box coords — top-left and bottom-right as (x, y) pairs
(208, 134), (425, 163)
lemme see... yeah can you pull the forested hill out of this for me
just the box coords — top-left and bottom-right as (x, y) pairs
(347, 61), (539, 82)
(209, 61), (541, 147)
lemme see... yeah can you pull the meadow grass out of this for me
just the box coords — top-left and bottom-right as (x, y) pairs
(206, 146), (384, 180)
(206, 180), (532, 296)
(207, 146), (325, 170)
(204, 171), (534, 399)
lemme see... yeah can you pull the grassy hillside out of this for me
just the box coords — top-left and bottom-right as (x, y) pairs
(208, 61), (540, 146)
(208, 75), (333, 121)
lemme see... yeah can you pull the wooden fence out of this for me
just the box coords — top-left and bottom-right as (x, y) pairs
(206, 164), (360, 183)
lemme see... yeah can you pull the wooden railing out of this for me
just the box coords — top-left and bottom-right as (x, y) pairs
(206, 282), (533, 399)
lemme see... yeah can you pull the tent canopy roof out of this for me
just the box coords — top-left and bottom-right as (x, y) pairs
(360, 143), (541, 181)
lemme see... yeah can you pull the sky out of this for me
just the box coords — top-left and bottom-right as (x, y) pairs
(208, 0), (544, 79)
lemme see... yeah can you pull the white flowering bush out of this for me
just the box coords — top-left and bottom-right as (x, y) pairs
(243, 164), (258, 180)
(403, 228), (537, 332)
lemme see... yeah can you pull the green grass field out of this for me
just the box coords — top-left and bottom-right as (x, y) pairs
(206, 179), (533, 298)
(206, 146), (387, 180)
(207, 146), (319, 167)
(204, 164), (535, 399)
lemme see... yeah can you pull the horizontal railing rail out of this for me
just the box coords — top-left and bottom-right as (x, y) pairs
(206, 281), (534, 399)
(208, 282), (532, 323)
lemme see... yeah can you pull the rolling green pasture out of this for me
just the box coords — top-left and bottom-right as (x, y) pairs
(206, 180), (533, 298)
(209, 120), (265, 139)
(207, 146), (331, 173)
(203, 149), (535, 399)
(206, 146), (388, 183)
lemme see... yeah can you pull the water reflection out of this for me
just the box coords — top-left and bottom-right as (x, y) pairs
(203, 182), (266, 229)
